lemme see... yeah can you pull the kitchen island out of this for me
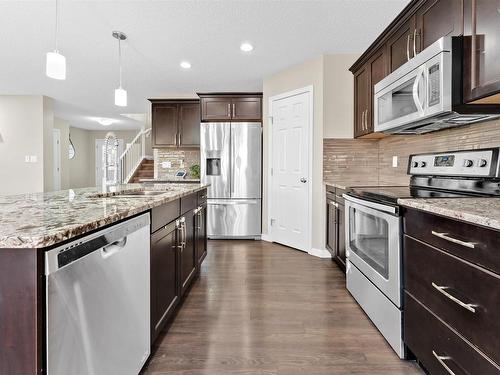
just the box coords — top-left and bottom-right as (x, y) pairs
(0, 182), (208, 375)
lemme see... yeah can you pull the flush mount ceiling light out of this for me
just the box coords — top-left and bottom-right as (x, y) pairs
(180, 61), (191, 69)
(113, 31), (127, 107)
(94, 117), (116, 126)
(46, 0), (66, 80)
(240, 42), (254, 52)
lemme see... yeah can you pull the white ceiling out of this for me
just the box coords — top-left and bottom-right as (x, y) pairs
(0, 0), (409, 130)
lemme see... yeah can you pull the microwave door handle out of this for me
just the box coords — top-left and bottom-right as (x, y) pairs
(412, 66), (426, 115)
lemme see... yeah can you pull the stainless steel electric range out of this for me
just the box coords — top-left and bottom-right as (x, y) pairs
(343, 147), (500, 358)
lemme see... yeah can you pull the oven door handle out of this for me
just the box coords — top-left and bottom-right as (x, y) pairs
(343, 194), (398, 215)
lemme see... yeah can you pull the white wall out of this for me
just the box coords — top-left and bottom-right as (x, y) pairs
(0, 95), (53, 195)
(263, 56), (325, 251)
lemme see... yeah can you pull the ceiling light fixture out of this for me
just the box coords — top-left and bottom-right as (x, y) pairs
(46, 0), (66, 80)
(180, 61), (191, 69)
(240, 42), (254, 52)
(113, 31), (127, 107)
(95, 118), (116, 126)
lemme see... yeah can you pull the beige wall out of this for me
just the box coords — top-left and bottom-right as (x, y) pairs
(54, 117), (71, 190)
(263, 56), (325, 251)
(68, 126), (92, 188)
(43, 96), (54, 192)
(323, 54), (359, 138)
(0, 95), (54, 195)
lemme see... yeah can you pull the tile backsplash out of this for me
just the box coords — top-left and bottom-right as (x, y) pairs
(154, 149), (200, 179)
(324, 118), (500, 186)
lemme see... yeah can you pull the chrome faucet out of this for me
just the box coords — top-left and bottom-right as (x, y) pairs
(103, 132), (119, 186)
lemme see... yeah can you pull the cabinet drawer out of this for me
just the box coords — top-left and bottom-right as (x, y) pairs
(404, 293), (500, 375)
(197, 189), (207, 205)
(180, 193), (197, 215)
(404, 235), (500, 364)
(151, 199), (180, 233)
(404, 208), (500, 275)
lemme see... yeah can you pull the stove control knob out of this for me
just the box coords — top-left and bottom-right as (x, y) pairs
(419, 161), (427, 168)
(464, 159), (474, 167)
(412, 161), (418, 168)
(479, 159), (488, 167)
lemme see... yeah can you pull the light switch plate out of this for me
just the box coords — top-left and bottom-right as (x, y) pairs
(30, 155), (37, 163)
(161, 161), (172, 169)
(25, 155), (30, 163)
(392, 156), (398, 168)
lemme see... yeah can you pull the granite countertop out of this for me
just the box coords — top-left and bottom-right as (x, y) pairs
(324, 180), (378, 190)
(398, 197), (500, 231)
(140, 178), (201, 183)
(0, 183), (208, 249)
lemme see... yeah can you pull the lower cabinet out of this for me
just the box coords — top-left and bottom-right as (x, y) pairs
(180, 210), (197, 297)
(326, 186), (346, 271)
(150, 220), (180, 343)
(150, 188), (208, 345)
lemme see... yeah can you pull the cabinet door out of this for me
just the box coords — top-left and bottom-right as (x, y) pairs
(231, 97), (262, 121)
(152, 103), (178, 147)
(387, 17), (416, 72)
(180, 212), (197, 296)
(150, 221), (179, 342)
(337, 202), (346, 270)
(195, 205), (207, 271)
(463, 0), (500, 103)
(179, 102), (200, 147)
(326, 201), (336, 255)
(415, 0), (463, 54)
(354, 66), (369, 138)
(367, 50), (387, 134)
(200, 97), (232, 121)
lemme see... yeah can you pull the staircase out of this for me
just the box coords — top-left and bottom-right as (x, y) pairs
(130, 158), (154, 183)
(119, 128), (152, 183)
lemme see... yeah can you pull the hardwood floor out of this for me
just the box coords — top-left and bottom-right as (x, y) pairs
(142, 240), (423, 375)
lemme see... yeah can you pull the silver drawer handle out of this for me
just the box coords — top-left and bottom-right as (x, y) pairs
(329, 201), (339, 208)
(432, 351), (457, 375)
(431, 282), (477, 313)
(431, 231), (476, 249)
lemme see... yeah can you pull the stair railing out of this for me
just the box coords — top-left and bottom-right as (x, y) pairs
(119, 127), (152, 183)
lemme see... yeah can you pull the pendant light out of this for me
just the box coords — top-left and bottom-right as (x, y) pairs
(46, 0), (66, 80)
(113, 31), (127, 107)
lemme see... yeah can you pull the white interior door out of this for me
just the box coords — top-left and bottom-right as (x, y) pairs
(270, 89), (311, 251)
(53, 129), (61, 191)
(95, 139), (124, 186)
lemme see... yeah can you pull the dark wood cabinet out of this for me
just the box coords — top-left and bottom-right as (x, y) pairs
(354, 66), (370, 138)
(387, 17), (416, 72)
(150, 220), (180, 343)
(180, 210), (197, 297)
(150, 100), (200, 148)
(403, 207), (500, 374)
(326, 186), (346, 271)
(199, 94), (262, 122)
(463, 0), (500, 104)
(195, 204), (207, 272)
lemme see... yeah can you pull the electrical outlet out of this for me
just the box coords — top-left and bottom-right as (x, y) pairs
(392, 156), (398, 168)
(161, 161), (172, 169)
(30, 155), (37, 163)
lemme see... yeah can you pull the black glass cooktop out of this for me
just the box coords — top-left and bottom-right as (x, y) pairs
(348, 185), (485, 206)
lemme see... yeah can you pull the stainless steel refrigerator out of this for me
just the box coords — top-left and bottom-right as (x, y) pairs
(201, 122), (261, 239)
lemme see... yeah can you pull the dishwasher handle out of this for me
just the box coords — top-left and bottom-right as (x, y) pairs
(101, 237), (128, 259)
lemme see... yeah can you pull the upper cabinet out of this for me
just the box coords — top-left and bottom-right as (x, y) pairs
(463, 0), (500, 104)
(199, 93), (262, 122)
(349, 0), (467, 138)
(150, 100), (200, 148)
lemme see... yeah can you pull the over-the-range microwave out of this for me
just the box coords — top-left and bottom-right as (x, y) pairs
(374, 37), (500, 134)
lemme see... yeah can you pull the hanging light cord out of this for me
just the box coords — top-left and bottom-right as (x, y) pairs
(118, 37), (123, 88)
(54, 0), (59, 52)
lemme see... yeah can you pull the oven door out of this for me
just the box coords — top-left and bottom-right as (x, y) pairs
(344, 195), (402, 307)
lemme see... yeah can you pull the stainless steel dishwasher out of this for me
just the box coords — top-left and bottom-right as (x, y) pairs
(45, 213), (150, 375)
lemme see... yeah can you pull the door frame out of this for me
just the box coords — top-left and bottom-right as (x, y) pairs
(52, 128), (61, 191)
(267, 85), (314, 252)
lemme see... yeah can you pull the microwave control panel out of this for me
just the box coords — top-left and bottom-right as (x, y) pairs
(408, 149), (499, 177)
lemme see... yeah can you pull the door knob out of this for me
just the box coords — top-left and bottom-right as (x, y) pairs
(300, 177), (307, 183)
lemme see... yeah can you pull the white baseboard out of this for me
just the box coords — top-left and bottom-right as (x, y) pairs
(260, 234), (273, 242)
(308, 247), (332, 258)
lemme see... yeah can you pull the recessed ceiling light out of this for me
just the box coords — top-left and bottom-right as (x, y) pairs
(95, 118), (116, 126)
(180, 61), (191, 69)
(240, 42), (254, 52)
